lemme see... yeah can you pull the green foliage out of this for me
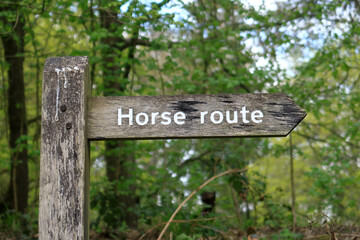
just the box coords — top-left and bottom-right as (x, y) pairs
(0, 0), (359, 238)
(263, 195), (292, 229)
(0, 209), (38, 240)
(91, 179), (128, 234)
(271, 229), (302, 240)
(175, 233), (203, 240)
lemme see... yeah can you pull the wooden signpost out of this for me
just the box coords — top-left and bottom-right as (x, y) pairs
(39, 56), (306, 239)
(88, 93), (306, 140)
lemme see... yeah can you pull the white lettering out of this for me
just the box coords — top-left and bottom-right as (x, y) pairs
(174, 112), (186, 125)
(251, 110), (263, 123)
(240, 106), (250, 123)
(118, 108), (133, 125)
(226, 110), (238, 123)
(117, 107), (263, 126)
(210, 111), (223, 124)
(151, 112), (159, 124)
(136, 112), (149, 126)
(200, 111), (208, 124)
(161, 112), (171, 125)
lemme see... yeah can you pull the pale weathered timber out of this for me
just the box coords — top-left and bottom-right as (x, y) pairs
(88, 93), (306, 140)
(40, 57), (90, 240)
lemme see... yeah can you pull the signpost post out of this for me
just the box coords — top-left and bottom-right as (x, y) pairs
(40, 57), (90, 240)
(39, 56), (306, 239)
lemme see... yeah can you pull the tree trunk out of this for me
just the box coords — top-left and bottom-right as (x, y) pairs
(289, 134), (296, 232)
(0, 7), (28, 213)
(99, 6), (138, 228)
(105, 140), (138, 228)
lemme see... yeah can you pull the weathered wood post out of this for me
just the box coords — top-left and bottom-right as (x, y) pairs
(40, 57), (90, 239)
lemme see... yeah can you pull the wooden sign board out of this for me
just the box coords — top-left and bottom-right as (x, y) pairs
(88, 93), (306, 140)
(40, 57), (306, 240)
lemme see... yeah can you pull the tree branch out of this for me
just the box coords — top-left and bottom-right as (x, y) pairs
(27, 116), (41, 125)
(219, 58), (250, 93)
(118, 38), (180, 51)
(178, 150), (212, 169)
(157, 168), (246, 240)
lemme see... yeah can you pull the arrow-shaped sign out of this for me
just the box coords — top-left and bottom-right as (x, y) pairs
(87, 93), (306, 140)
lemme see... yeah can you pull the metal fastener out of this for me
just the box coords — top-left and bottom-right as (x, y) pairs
(66, 123), (72, 129)
(60, 105), (67, 112)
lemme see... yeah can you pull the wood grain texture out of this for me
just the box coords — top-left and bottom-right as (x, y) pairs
(88, 93), (306, 140)
(39, 57), (90, 240)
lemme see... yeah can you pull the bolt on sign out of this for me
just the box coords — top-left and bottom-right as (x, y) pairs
(39, 57), (306, 240)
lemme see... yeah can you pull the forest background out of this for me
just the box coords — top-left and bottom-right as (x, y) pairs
(0, 0), (359, 239)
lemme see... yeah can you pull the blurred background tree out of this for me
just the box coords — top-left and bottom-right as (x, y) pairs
(0, 0), (359, 239)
